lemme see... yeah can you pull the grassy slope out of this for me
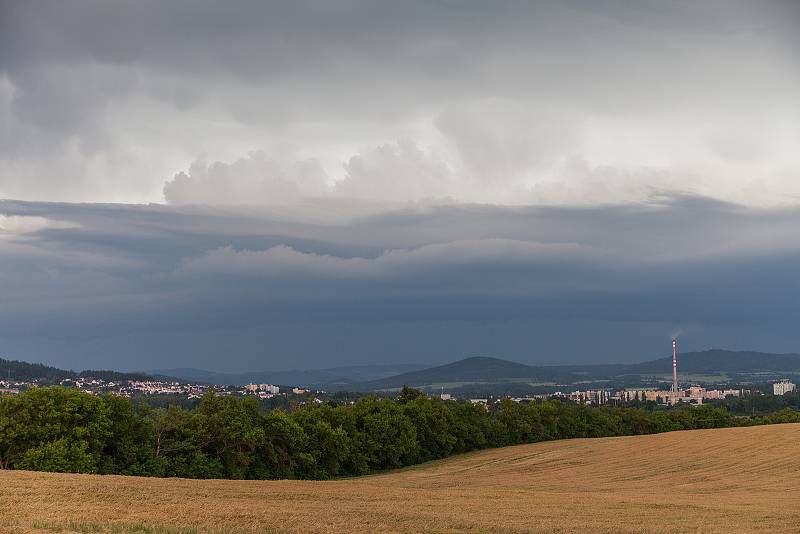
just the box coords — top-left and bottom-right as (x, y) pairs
(2, 424), (800, 534)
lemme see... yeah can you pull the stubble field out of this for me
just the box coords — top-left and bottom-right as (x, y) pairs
(2, 424), (799, 534)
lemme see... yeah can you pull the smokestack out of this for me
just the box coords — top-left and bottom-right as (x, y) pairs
(672, 339), (678, 405)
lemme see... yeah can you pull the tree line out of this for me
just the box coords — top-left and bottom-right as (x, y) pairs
(1, 386), (799, 479)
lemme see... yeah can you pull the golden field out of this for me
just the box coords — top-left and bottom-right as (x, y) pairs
(2, 424), (800, 534)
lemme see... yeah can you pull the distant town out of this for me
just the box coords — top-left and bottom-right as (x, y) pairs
(0, 376), (325, 403)
(462, 382), (790, 407)
(2, 373), (797, 411)
(2, 340), (800, 410)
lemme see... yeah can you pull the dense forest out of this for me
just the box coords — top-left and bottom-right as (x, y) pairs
(0, 358), (75, 383)
(0, 357), (157, 383)
(1, 387), (799, 479)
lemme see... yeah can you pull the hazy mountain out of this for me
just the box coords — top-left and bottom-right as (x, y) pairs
(352, 350), (800, 391)
(8, 349), (800, 390)
(624, 349), (800, 375)
(149, 363), (431, 387)
(354, 357), (585, 390)
(357, 357), (555, 389)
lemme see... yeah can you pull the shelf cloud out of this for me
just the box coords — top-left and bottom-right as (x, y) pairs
(2, 197), (800, 370)
(1, 1), (799, 370)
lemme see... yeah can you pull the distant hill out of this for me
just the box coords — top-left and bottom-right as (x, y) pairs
(350, 356), (628, 391)
(623, 349), (800, 375)
(77, 369), (159, 382)
(150, 363), (430, 387)
(0, 358), (75, 382)
(352, 350), (800, 391)
(356, 357), (577, 390)
(7, 349), (800, 391)
(0, 357), (162, 384)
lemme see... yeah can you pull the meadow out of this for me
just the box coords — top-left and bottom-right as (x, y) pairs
(2, 424), (799, 533)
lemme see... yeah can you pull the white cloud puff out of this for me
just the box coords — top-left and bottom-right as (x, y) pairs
(163, 152), (330, 205)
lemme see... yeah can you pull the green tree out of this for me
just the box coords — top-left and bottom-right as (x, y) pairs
(350, 397), (418, 471)
(258, 409), (311, 479)
(195, 393), (265, 479)
(401, 396), (457, 462)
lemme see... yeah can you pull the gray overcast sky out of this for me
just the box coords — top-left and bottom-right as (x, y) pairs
(1, 1), (799, 371)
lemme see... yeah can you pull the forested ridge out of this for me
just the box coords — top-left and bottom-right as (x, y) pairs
(0, 357), (158, 383)
(1, 386), (799, 479)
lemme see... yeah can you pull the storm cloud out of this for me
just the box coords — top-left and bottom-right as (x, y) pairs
(1, 197), (800, 371)
(1, 1), (798, 205)
(1, 2), (799, 371)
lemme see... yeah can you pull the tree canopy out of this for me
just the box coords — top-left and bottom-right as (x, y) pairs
(1, 387), (798, 479)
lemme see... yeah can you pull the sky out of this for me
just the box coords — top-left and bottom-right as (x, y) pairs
(1, 1), (799, 371)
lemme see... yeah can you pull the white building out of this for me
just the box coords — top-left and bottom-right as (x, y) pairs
(617, 389), (653, 402)
(773, 379), (796, 396)
(259, 384), (280, 394)
(245, 383), (280, 394)
(569, 390), (609, 405)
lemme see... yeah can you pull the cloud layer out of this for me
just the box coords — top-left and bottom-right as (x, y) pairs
(1, 1), (798, 205)
(2, 2), (800, 371)
(3, 197), (800, 371)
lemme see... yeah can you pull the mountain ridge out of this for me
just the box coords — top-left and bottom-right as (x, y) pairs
(0, 357), (162, 383)
(353, 349), (800, 391)
(5, 349), (800, 390)
(147, 363), (430, 386)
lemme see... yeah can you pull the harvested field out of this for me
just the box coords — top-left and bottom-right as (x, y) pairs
(2, 424), (800, 533)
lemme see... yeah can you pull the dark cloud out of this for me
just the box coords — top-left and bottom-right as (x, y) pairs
(3, 197), (800, 371)
(1, 2), (799, 371)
